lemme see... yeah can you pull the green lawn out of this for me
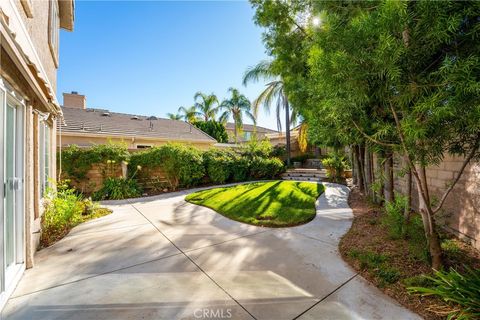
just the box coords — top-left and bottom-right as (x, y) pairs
(185, 181), (324, 227)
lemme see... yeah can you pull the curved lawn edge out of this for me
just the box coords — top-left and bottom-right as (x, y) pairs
(185, 181), (325, 228)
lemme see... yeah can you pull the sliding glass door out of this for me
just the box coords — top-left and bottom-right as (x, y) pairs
(0, 85), (25, 294)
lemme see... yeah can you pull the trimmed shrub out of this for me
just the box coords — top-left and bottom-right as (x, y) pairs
(231, 155), (250, 182)
(60, 142), (129, 180)
(129, 143), (204, 190)
(249, 156), (285, 179)
(203, 149), (234, 184)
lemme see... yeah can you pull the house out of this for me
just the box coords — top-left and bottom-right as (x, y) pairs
(0, 0), (74, 309)
(59, 92), (217, 150)
(225, 122), (278, 143)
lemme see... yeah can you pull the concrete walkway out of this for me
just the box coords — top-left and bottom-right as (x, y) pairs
(3, 183), (421, 320)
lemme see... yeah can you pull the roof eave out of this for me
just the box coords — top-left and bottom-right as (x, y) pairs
(59, 0), (75, 31)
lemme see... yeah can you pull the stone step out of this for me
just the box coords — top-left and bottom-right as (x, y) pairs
(282, 176), (324, 182)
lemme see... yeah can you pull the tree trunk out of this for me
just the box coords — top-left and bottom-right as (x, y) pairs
(285, 99), (291, 166)
(352, 147), (358, 185)
(364, 146), (372, 197)
(415, 164), (443, 269)
(384, 152), (395, 202)
(234, 121), (238, 143)
(369, 151), (376, 202)
(359, 145), (368, 193)
(354, 146), (364, 192)
(376, 153), (385, 204)
(405, 167), (412, 221)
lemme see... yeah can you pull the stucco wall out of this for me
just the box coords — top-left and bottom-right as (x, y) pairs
(14, 0), (58, 90)
(59, 134), (216, 150)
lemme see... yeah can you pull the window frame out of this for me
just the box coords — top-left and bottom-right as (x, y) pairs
(48, 0), (59, 67)
(20, 0), (34, 18)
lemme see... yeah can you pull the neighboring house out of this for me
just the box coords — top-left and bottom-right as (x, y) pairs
(225, 122), (277, 143)
(0, 0), (74, 309)
(59, 92), (217, 150)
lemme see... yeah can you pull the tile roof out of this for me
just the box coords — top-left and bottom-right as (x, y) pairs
(59, 107), (216, 143)
(225, 122), (278, 133)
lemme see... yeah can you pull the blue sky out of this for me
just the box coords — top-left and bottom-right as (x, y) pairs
(58, 0), (281, 130)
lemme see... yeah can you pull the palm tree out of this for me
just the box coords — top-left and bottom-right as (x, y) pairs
(219, 88), (255, 143)
(194, 92), (219, 121)
(243, 60), (296, 165)
(167, 113), (183, 121)
(177, 106), (199, 123)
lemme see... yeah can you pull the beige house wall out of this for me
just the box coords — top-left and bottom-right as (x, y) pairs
(14, 0), (58, 90)
(1, 2), (73, 296)
(59, 134), (216, 151)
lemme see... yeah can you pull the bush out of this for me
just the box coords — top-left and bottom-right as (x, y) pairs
(40, 181), (111, 247)
(239, 138), (273, 159)
(250, 157), (285, 179)
(203, 149), (234, 184)
(60, 142), (129, 180)
(322, 152), (348, 181)
(231, 155), (250, 182)
(408, 268), (480, 320)
(193, 120), (228, 143)
(383, 196), (409, 239)
(129, 144), (204, 190)
(92, 177), (142, 200)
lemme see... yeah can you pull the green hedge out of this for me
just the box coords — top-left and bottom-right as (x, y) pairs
(60, 143), (129, 180)
(129, 144), (205, 190)
(61, 142), (286, 197)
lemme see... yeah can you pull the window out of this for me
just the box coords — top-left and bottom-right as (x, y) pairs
(20, 0), (34, 18)
(136, 144), (152, 149)
(244, 132), (252, 141)
(39, 122), (51, 195)
(48, 0), (59, 66)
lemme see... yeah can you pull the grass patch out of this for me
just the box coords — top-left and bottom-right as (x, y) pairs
(185, 181), (324, 227)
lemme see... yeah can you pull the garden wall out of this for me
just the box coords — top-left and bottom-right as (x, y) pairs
(388, 155), (480, 250)
(62, 163), (124, 194)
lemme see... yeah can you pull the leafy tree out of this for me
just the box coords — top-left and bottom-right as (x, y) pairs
(193, 120), (228, 143)
(194, 92), (220, 121)
(219, 88), (256, 143)
(167, 113), (183, 120)
(251, 0), (480, 269)
(177, 105), (200, 123)
(243, 60), (298, 165)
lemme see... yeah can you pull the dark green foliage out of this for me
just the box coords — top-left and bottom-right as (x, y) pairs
(92, 177), (142, 201)
(129, 144), (205, 190)
(249, 157), (285, 179)
(60, 143), (129, 180)
(193, 120), (228, 143)
(203, 149), (235, 184)
(408, 268), (480, 320)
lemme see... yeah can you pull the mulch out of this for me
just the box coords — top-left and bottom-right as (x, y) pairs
(339, 187), (480, 320)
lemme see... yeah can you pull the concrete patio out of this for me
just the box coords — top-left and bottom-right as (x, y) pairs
(2, 183), (421, 320)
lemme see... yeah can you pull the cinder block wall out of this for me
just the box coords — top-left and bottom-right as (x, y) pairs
(392, 154), (480, 250)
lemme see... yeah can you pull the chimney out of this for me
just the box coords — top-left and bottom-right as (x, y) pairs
(63, 91), (86, 109)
